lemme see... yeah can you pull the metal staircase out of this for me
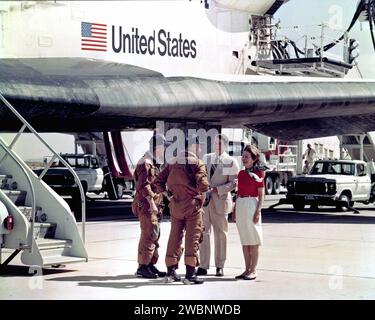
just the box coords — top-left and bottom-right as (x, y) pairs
(0, 92), (88, 270)
(339, 133), (375, 162)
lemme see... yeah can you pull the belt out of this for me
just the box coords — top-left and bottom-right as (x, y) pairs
(237, 195), (254, 198)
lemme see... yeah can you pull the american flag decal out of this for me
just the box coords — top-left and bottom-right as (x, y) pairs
(81, 22), (107, 52)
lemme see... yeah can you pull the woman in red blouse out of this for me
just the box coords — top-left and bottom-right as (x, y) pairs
(235, 144), (265, 280)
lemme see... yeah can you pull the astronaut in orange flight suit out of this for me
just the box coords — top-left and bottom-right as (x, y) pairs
(154, 135), (209, 284)
(132, 134), (169, 278)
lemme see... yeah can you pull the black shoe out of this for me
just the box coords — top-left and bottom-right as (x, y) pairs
(196, 267), (208, 276)
(216, 268), (224, 277)
(135, 265), (157, 279)
(184, 265), (204, 285)
(148, 264), (167, 277)
(235, 273), (246, 280)
(165, 266), (181, 283)
(183, 274), (204, 285)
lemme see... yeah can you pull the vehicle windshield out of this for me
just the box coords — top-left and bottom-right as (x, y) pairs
(310, 162), (355, 175)
(60, 156), (90, 168)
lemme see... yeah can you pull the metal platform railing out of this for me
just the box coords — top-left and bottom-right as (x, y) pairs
(0, 92), (86, 243)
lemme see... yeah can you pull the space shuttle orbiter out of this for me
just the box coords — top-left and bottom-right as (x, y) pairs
(0, 0), (374, 140)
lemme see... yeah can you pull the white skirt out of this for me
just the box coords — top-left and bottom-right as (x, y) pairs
(235, 197), (263, 246)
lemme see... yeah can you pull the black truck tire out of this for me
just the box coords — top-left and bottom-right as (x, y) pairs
(272, 177), (281, 195)
(292, 202), (305, 211)
(336, 194), (351, 212)
(265, 175), (273, 195)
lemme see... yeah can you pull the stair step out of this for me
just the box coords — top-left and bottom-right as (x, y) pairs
(36, 238), (72, 250)
(1, 189), (27, 205)
(0, 174), (12, 180)
(33, 222), (57, 239)
(39, 246), (71, 258)
(18, 206), (42, 220)
(43, 255), (87, 267)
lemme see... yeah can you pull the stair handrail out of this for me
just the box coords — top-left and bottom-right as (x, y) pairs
(0, 139), (36, 253)
(0, 92), (86, 243)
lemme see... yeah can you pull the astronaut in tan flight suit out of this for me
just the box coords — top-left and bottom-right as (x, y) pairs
(154, 135), (209, 285)
(132, 134), (169, 279)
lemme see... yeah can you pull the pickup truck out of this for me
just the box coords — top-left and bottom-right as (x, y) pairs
(34, 154), (104, 199)
(34, 153), (131, 202)
(283, 159), (375, 212)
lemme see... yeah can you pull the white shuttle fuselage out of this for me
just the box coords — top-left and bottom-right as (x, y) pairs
(0, 0), (272, 76)
(1, 1), (374, 153)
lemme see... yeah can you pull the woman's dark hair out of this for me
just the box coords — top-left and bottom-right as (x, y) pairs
(243, 144), (260, 165)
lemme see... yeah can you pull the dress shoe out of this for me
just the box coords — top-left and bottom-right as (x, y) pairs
(216, 268), (224, 277)
(196, 267), (208, 276)
(183, 265), (204, 285)
(249, 272), (257, 280)
(135, 265), (157, 279)
(165, 266), (181, 283)
(243, 273), (257, 280)
(148, 264), (167, 277)
(183, 274), (204, 285)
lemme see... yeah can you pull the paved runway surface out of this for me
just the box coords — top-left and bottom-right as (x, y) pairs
(1, 195), (375, 300)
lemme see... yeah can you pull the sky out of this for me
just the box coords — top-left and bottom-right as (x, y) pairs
(1, 0), (374, 162)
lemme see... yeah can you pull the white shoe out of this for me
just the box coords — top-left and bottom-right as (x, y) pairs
(249, 272), (257, 280)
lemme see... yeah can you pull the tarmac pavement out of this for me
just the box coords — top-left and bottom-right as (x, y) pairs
(1, 195), (375, 300)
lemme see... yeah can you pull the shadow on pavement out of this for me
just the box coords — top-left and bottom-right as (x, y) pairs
(0, 265), (77, 277)
(47, 273), (237, 289)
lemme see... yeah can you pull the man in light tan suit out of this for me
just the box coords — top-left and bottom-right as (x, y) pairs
(197, 134), (239, 276)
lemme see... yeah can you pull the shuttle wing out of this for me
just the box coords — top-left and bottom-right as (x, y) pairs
(0, 57), (374, 140)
